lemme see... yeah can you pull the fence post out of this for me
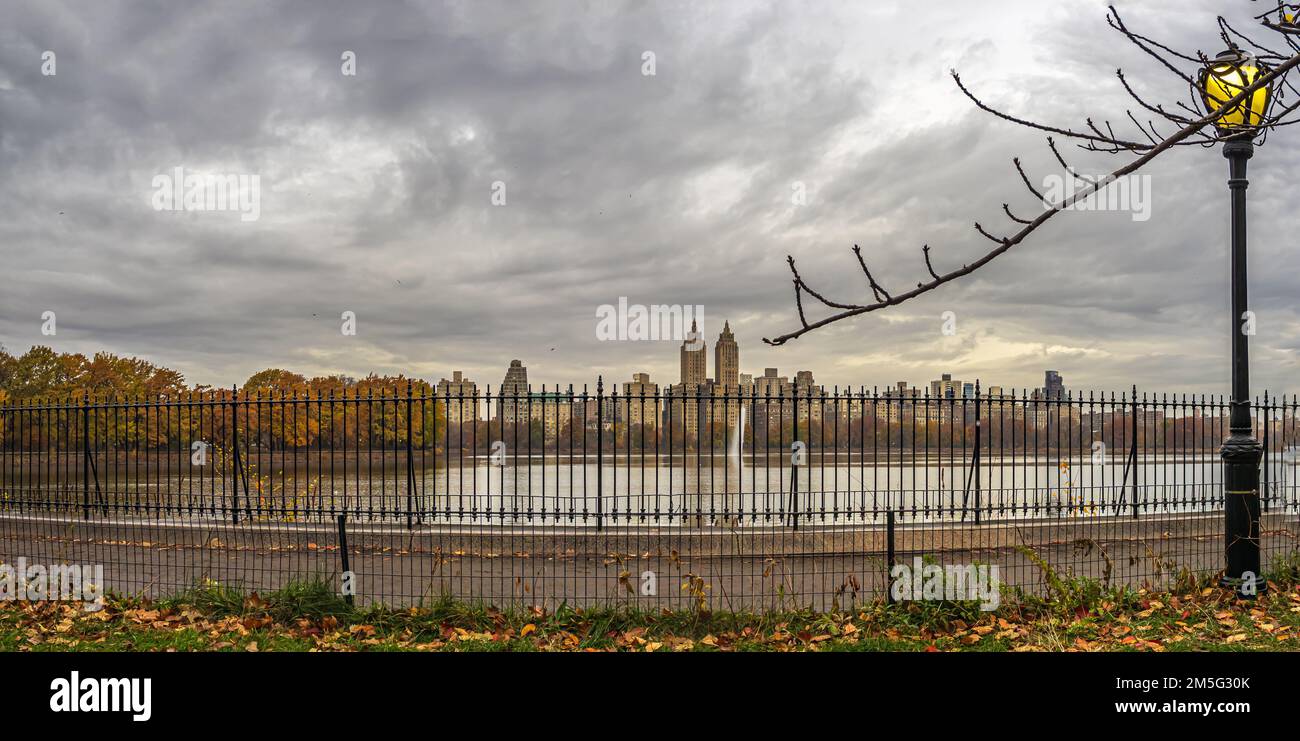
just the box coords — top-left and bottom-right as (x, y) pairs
(788, 384), (799, 531)
(886, 510), (896, 604)
(1130, 386), (1139, 519)
(81, 392), (90, 520)
(974, 382), (982, 526)
(405, 383), (414, 530)
(596, 376), (603, 531)
(337, 514), (354, 607)
(789, 459), (800, 531)
(1261, 391), (1270, 514)
(230, 385), (241, 525)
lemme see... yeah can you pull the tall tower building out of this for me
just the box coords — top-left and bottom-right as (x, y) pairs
(713, 320), (738, 391)
(671, 320), (708, 441)
(1044, 370), (1064, 399)
(680, 319), (706, 386)
(498, 359), (529, 425)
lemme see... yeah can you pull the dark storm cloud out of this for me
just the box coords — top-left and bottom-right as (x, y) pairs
(0, 0), (1296, 395)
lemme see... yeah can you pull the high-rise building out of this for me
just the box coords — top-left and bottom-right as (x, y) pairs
(672, 320), (708, 439)
(792, 370), (824, 421)
(1044, 370), (1065, 400)
(714, 321), (738, 391)
(498, 359), (529, 424)
(436, 370), (478, 425)
(527, 390), (565, 436)
(876, 382), (922, 422)
(581, 396), (616, 429)
(622, 372), (659, 428)
(680, 319), (706, 386)
(754, 368), (788, 397)
(748, 368), (792, 428)
(931, 373), (963, 399)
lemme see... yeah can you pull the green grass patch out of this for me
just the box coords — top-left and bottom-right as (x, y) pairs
(4, 559), (1300, 652)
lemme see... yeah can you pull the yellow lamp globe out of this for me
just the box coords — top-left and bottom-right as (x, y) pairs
(1199, 50), (1272, 130)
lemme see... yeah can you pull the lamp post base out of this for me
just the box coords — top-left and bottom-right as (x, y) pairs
(1221, 432), (1264, 599)
(1217, 576), (1266, 598)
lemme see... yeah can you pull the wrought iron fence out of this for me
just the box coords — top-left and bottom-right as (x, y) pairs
(2, 383), (1298, 610)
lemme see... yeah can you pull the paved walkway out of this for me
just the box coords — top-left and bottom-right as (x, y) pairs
(2, 511), (1296, 610)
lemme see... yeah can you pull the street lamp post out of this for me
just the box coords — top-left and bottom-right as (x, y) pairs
(1199, 50), (1275, 597)
(1219, 134), (1262, 597)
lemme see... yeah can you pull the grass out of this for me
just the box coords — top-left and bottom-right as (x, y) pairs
(4, 567), (1300, 652)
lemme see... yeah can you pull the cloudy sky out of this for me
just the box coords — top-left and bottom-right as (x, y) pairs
(1, 0), (1297, 395)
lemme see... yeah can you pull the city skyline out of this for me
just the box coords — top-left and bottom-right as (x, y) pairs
(437, 322), (1072, 403)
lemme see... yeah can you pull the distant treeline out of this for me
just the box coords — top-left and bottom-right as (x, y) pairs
(0, 345), (429, 401)
(0, 345), (445, 449)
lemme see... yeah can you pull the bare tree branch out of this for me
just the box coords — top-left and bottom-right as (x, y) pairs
(763, 21), (1300, 347)
(952, 71), (1153, 151)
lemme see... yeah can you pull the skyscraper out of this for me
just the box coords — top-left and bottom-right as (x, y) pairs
(714, 320), (738, 391)
(680, 319), (706, 386)
(498, 359), (529, 424)
(671, 320), (708, 439)
(1044, 370), (1064, 400)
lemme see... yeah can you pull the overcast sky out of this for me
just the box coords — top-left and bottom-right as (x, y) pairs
(1, 0), (1297, 395)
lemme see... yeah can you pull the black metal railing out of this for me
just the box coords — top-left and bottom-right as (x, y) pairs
(2, 383), (1298, 609)
(3, 383), (1297, 525)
